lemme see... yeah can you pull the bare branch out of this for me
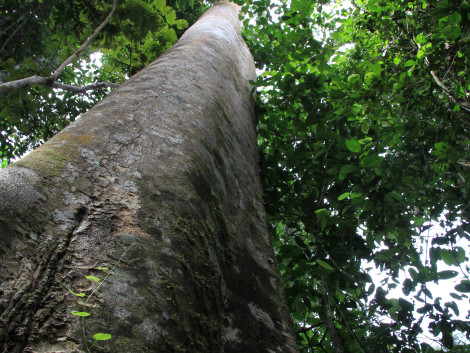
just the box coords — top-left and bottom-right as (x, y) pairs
(51, 81), (120, 93)
(50, 0), (117, 80)
(0, 76), (49, 93)
(0, 75), (119, 94)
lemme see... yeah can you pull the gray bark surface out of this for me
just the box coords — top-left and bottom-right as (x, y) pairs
(0, 3), (298, 353)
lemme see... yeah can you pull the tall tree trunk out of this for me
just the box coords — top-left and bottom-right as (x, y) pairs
(0, 3), (298, 353)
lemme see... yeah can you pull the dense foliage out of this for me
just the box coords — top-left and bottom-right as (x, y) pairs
(1, 0), (469, 352)
(242, 0), (470, 351)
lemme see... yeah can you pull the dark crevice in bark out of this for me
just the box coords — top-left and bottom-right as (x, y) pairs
(0, 206), (88, 353)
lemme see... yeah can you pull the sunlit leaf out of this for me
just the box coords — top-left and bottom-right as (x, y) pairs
(68, 288), (86, 297)
(345, 139), (361, 153)
(71, 311), (90, 317)
(93, 333), (112, 341)
(85, 275), (101, 282)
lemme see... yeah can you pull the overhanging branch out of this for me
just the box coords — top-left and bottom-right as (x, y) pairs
(51, 81), (120, 94)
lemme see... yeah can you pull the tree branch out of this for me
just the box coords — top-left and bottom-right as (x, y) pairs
(0, 0), (118, 95)
(320, 275), (344, 353)
(51, 81), (120, 94)
(428, 69), (470, 113)
(0, 76), (49, 93)
(0, 76), (119, 94)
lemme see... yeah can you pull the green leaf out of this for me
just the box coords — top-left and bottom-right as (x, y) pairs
(68, 288), (86, 297)
(422, 287), (433, 299)
(95, 267), (109, 271)
(361, 122), (370, 134)
(316, 260), (334, 271)
(440, 249), (454, 265)
(415, 34), (426, 44)
(314, 208), (328, 215)
(154, 0), (166, 11)
(454, 247), (466, 263)
(93, 333), (112, 341)
(360, 154), (383, 168)
(176, 19), (188, 30)
(345, 139), (361, 153)
(85, 275), (101, 282)
(402, 278), (413, 295)
(0, 108), (11, 119)
(446, 301), (459, 316)
(434, 141), (450, 151)
(338, 192), (350, 201)
(5, 58), (15, 68)
(165, 10), (177, 25)
(372, 62), (382, 77)
(454, 281), (470, 293)
(338, 165), (356, 181)
(399, 298), (414, 312)
(437, 270), (458, 279)
(450, 293), (462, 300)
(71, 311), (91, 317)
(364, 72), (374, 86)
(349, 192), (363, 199)
(448, 12), (461, 25)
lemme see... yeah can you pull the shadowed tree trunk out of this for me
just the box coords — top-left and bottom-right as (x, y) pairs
(0, 2), (298, 353)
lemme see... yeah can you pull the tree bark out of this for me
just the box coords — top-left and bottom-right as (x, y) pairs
(0, 3), (298, 353)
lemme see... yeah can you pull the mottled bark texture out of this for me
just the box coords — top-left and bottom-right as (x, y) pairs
(0, 2), (298, 353)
